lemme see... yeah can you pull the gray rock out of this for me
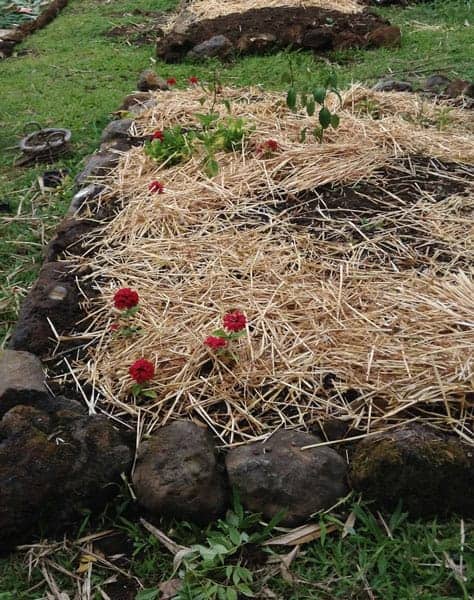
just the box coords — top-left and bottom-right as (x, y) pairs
(0, 404), (132, 550)
(373, 79), (413, 92)
(0, 350), (49, 417)
(75, 150), (120, 186)
(133, 421), (228, 523)
(350, 424), (474, 517)
(100, 118), (133, 145)
(137, 69), (169, 92)
(423, 74), (451, 93)
(68, 184), (105, 215)
(187, 35), (233, 60)
(226, 430), (348, 526)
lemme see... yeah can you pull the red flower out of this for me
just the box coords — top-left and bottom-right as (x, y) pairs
(114, 288), (139, 310)
(129, 358), (155, 383)
(166, 77), (177, 86)
(149, 180), (164, 194)
(257, 139), (279, 156)
(109, 323), (120, 331)
(152, 130), (164, 141)
(189, 76), (199, 85)
(223, 310), (247, 332)
(204, 336), (227, 350)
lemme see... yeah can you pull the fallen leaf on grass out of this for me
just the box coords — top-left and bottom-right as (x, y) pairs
(263, 523), (337, 546)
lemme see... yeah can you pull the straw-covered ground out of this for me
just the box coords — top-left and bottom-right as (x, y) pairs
(65, 84), (473, 448)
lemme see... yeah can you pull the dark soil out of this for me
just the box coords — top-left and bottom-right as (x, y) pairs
(156, 6), (390, 62)
(273, 155), (473, 270)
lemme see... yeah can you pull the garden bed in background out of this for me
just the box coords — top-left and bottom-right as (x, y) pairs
(0, 0), (67, 57)
(155, 0), (400, 62)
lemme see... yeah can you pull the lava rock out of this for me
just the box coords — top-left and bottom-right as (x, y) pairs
(333, 31), (366, 51)
(100, 118), (133, 146)
(350, 424), (474, 517)
(423, 74), (451, 93)
(373, 79), (413, 92)
(446, 78), (474, 99)
(137, 69), (169, 92)
(367, 25), (401, 48)
(133, 421), (228, 522)
(226, 430), (348, 526)
(45, 218), (98, 262)
(68, 184), (105, 216)
(9, 261), (82, 356)
(119, 92), (154, 111)
(0, 404), (132, 550)
(302, 28), (333, 51)
(236, 33), (277, 54)
(75, 150), (121, 186)
(0, 350), (50, 417)
(187, 35), (233, 60)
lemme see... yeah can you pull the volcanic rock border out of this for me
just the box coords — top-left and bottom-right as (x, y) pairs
(1, 83), (473, 552)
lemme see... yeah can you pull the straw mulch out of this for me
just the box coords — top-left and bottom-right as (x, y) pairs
(168, 0), (364, 24)
(65, 85), (474, 447)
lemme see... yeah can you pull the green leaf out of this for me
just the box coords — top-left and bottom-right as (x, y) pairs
(312, 86), (326, 105)
(135, 590), (159, 600)
(212, 329), (228, 338)
(226, 588), (238, 600)
(299, 127), (308, 143)
(142, 389), (158, 399)
(131, 383), (143, 396)
(205, 158), (219, 178)
(319, 107), (331, 129)
(228, 526), (241, 546)
(237, 583), (255, 597)
(306, 97), (315, 117)
(330, 113), (340, 129)
(286, 87), (297, 111)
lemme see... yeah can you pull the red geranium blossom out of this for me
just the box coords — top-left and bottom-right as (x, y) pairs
(257, 139), (279, 156)
(152, 130), (164, 141)
(223, 310), (247, 332)
(204, 336), (227, 350)
(166, 77), (177, 86)
(129, 358), (155, 383)
(189, 76), (199, 85)
(113, 288), (139, 310)
(149, 180), (165, 194)
(109, 322), (120, 331)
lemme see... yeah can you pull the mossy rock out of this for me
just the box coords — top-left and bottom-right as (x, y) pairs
(349, 424), (474, 517)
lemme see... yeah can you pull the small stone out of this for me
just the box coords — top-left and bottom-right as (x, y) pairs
(75, 150), (120, 186)
(133, 421), (228, 522)
(100, 118), (133, 145)
(367, 25), (401, 48)
(119, 92), (154, 111)
(226, 430), (348, 526)
(333, 31), (366, 51)
(187, 35), (233, 60)
(236, 33), (277, 54)
(302, 28), (333, 51)
(68, 184), (104, 216)
(137, 69), (169, 92)
(349, 424), (474, 517)
(423, 74), (451, 93)
(0, 349), (49, 417)
(446, 78), (474, 98)
(373, 79), (413, 93)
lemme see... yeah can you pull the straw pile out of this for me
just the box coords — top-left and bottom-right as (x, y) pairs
(64, 85), (474, 447)
(167, 0), (364, 26)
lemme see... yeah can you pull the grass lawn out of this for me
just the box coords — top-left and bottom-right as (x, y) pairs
(0, 0), (473, 597)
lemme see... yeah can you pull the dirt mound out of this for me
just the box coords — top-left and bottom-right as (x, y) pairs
(156, 6), (393, 62)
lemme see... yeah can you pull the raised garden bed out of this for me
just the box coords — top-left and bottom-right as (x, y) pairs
(2, 76), (473, 551)
(155, 0), (401, 61)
